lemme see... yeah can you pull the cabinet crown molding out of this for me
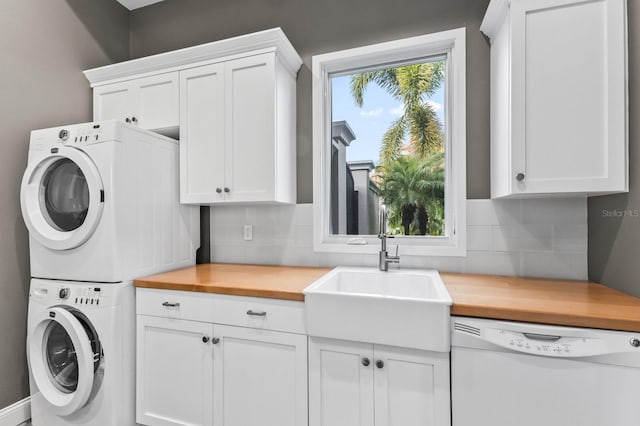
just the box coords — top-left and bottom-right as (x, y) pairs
(480, 0), (510, 39)
(84, 27), (303, 86)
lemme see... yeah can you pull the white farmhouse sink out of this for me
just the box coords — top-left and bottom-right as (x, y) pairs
(303, 267), (452, 352)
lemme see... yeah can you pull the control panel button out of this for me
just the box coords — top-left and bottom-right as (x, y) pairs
(59, 288), (70, 300)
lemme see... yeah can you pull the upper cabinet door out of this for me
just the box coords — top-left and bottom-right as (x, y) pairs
(136, 72), (179, 132)
(180, 63), (226, 204)
(93, 82), (132, 123)
(224, 53), (277, 203)
(92, 71), (179, 135)
(485, 0), (628, 198)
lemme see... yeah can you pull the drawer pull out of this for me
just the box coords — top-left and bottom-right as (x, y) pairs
(246, 310), (267, 317)
(162, 302), (181, 308)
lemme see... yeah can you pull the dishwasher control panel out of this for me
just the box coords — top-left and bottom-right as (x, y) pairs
(485, 328), (607, 357)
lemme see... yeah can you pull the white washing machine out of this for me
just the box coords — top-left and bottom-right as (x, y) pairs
(27, 279), (135, 426)
(20, 121), (200, 283)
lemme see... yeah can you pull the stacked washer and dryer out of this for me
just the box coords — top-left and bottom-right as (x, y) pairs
(21, 121), (200, 426)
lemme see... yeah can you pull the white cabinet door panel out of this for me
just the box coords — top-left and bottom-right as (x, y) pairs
(373, 346), (450, 426)
(136, 315), (213, 426)
(225, 53), (276, 202)
(487, 0), (627, 197)
(138, 72), (179, 131)
(213, 325), (307, 426)
(93, 83), (131, 123)
(309, 337), (375, 426)
(180, 63), (226, 203)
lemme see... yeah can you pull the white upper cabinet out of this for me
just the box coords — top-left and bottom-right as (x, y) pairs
(84, 28), (302, 205)
(92, 72), (179, 137)
(482, 0), (628, 198)
(180, 52), (297, 204)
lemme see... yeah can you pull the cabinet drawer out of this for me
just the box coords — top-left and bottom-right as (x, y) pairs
(136, 288), (215, 323)
(213, 294), (305, 334)
(136, 288), (306, 334)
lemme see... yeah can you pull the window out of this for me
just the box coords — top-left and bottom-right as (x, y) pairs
(312, 28), (466, 256)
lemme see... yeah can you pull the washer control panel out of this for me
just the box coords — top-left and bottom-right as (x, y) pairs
(70, 286), (103, 307)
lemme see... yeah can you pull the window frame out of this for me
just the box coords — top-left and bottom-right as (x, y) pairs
(312, 27), (467, 256)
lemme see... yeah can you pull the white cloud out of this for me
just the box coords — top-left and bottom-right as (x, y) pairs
(388, 105), (404, 117)
(359, 108), (383, 118)
(426, 99), (443, 112)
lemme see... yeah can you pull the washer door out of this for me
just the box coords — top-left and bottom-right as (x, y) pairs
(29, 307), (103, 416)
(20, 146), (104, 250)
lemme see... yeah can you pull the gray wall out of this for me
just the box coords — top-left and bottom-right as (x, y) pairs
(588, 1), (640, 296)
(0, 0), (128, 408)
(130, 0), (491, 202)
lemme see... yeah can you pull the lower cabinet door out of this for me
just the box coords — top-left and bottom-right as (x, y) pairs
(308, 337), (375, 426)
(373, 345), (451, 426)
(213, 325), (308, 426)
(137, 315), (214, 426)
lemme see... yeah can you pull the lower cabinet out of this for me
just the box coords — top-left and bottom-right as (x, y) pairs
(308, 337), (451, 426)
(213, 325), (307, 426)
(137, 316), (214, 426)
(137, 314), (307, 426)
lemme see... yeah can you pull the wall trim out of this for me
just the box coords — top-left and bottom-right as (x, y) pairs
(0, 397), (30, 426)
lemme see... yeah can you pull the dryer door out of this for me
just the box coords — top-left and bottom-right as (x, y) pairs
(20, 146), (104, 250)
(28, 306), (103, 416)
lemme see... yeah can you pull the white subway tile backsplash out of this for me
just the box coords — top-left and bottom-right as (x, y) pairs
(553, 225), (588, 253)
(467, 226), (493, 251)
(521, 198), (587, 224)
(464, 252), (521, 276)
(521, 252), (587, 281)
(211, 199), (588, 280)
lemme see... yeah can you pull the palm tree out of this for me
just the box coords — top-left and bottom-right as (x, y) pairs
(350, 62), (445, 163)
(413, 152), (445, 235)
(377, 153), (444, 235)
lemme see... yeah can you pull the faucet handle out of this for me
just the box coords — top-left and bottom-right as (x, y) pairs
(394, 245), (399, 257)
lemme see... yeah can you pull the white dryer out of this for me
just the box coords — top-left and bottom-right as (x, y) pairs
(27, 279), (135, 426)
(20, 121), (200, 283)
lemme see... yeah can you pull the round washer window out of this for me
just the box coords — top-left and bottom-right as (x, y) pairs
(40, 158), (89, 232)
(44, 321), (79, 393)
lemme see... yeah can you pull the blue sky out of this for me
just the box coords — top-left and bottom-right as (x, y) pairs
(331, 71), (445, 164)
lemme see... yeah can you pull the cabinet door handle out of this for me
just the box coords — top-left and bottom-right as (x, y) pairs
(162, 302), (180, 307)
(202, 336), (210, 343)
(516, 173), (525, 181)
(216, 188), (222, 194)
(211, 337), (220, 344)
(224, 187), (230, 193)
(376, 360), (384, 369)
(361, 357), (370, 367)
(131, 116), (138, 123)
(125, 117), (131, 123)
(246, 310), (267, 317)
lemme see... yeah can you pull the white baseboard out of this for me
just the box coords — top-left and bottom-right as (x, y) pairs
(0, 397), (30, 426)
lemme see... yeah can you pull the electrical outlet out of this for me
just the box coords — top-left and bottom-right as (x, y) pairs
(243, 225), (253, 241)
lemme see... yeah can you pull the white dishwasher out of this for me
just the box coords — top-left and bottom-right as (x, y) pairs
(452, 316), (640, 426)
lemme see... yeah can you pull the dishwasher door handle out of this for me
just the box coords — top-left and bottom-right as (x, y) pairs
(523, 332), (562, 342)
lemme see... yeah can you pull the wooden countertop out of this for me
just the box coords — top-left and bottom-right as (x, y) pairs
(442, 272), (640, 332)
(134, 263), (331, 301)
(135, 264), (640, 332)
